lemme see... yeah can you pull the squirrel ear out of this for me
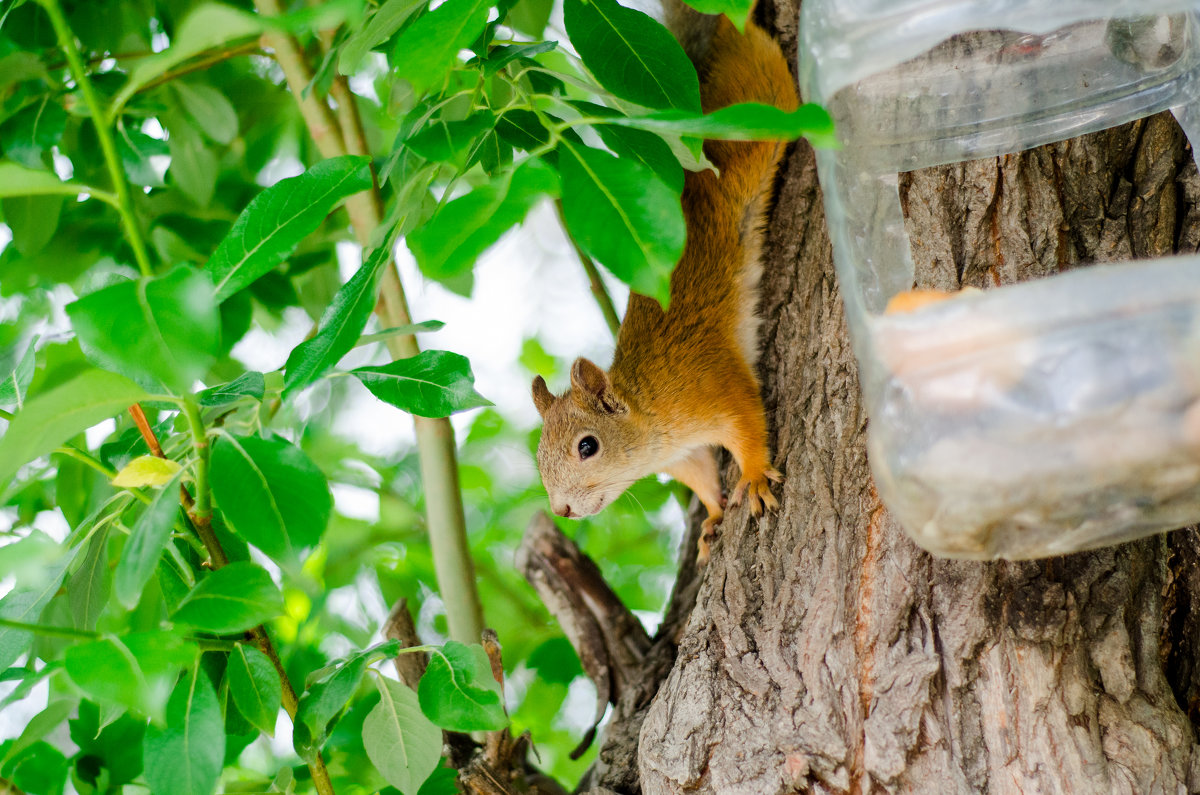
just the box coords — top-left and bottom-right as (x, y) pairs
(570, 358), (627, 415)
(531, 376), (554, 416)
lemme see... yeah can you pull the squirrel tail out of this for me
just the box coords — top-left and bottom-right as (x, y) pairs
(665, 0), (799, 173)
(658, 1), (798, 365)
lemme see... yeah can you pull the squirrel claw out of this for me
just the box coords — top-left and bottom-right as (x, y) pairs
(731, 468), (782, 516)
(697, 512), (723, 565)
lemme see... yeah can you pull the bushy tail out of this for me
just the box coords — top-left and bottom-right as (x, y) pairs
(659, 1), (799, 364)
(666, 2), (798, 198)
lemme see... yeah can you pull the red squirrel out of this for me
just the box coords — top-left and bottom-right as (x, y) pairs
(532, 4), (797, 560)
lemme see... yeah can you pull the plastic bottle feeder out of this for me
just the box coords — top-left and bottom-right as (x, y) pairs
(799, 1), (1200, 558)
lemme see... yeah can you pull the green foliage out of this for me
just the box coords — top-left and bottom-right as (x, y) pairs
(209, 434), (332, 561)
(351, 350), (493, 418)
(418, 641), (507, 731)
(226, 643), (283, 736)
(363, 675), (442, 792)
(563, 0), (700, 113)
(67, 265), (220, 393)
(206, 156), (373, 303)
(171, 562), (286, 633)
(0, 0), (828, 789)
(142, 664), (225, 795)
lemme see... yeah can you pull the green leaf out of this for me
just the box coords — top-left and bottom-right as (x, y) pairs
(0, 335), (37, 409)
(558, 141), (683, 307)
(67, 526), (111, 631)
(607, 102), (836, 143)
(114, 3), (265, 113)
(143, 665), (225, 795)
(0, 162), (103, 202)
(679, 0), (752, 30)
(351, 350), (492, 418)
(1, 740), (67, 795)
(173, 82), (239, 145)
(505, 0), (553, 40)
(480, 41), (556, 75)
(294, 653), (367, 760)
(209, 435), (332, 561)
(563, 0), (700, 112)
(363, 676), (442, 793)
(391, 0), (491, 93)
(116, 127), (169, 188)
(405, 111), (496, 168)
(495, 109), (550, 151)
(64, 633), (198, 720)
(407, 157), (558, 290)
(70, 703), (146, 787)
(357, 320), (445, 347)
(282, 239), (390, 398)
(64, 637), (150, 716)
(417, 765), (462, 795)
(196, 371), (266, 407)
(1, 700), (73, 766)
(0, 99), (67, 170)
(171, 561), (285, 633)
(417, 641), (506, 732)
(205, 155), (372, 302)
(166, 114), (218, 208)
(0, 368), (147, 490)
(226, 643), (282, 736)
(573, 100), (683, 193)
(114, 472), (183, 609)
(3, 195), (64, 256)
(339, 0), (426, 75)
(67, 265), (219, 394)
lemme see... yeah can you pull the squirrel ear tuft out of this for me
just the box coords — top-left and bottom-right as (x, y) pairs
(531, 376), (554, 416)
(570, 358), (627, 415)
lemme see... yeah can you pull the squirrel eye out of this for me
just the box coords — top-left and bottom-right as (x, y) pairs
(578, 436), (599, 460)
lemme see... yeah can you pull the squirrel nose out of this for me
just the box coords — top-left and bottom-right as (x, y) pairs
(554, 503), (572, 518)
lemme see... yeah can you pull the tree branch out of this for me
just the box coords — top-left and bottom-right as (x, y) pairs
(129, 397), (333, 795)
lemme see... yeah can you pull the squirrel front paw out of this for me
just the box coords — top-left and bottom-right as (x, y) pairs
(730, 468), (782, 516)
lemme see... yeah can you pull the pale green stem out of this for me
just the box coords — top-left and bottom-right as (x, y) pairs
(37, 0), (153, 277)
(254, 0), (484, 645)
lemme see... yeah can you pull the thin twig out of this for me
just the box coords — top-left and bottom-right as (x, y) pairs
(128, 404), (164, 457)
(138, 40), (262, 94)
(553, 200), (621, 337)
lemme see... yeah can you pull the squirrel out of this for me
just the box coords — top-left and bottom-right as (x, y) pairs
(531, 1), (798, 560)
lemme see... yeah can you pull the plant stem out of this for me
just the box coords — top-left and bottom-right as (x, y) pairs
(179, 396), (332, 795)
(0, 617), (98, 640)
(128, 404), (165, 457)
(37, 0), (153, 277)
(257, 0), (485, 645)
(0, 408), (12, 421)
(555, 201), (622, 337)
(138, 41), (262, 94)
(181, 397), (211, 523)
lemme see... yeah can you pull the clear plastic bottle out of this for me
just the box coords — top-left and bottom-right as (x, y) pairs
(799, 1), (1200, 558)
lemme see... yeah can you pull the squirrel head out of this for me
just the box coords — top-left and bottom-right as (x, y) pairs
(532, 357), (648, 519)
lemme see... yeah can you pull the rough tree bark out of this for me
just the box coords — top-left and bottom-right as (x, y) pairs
(557, 2), (1200, 792)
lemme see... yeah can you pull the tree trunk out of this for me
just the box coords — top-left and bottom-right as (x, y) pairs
(593, 2), (1200, 792)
